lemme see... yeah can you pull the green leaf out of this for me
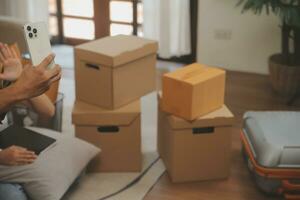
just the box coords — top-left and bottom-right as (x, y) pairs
(237, 0), (300, 27)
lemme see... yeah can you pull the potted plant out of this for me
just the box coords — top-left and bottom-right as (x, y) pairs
(238, 0), (300, 97)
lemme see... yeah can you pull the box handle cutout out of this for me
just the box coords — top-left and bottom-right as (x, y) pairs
(97, 126), (119, 133)
(85, 63), (100, 70)
(192, 127), (214, 134)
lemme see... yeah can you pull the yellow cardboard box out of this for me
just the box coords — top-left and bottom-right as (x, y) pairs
(162, 63), (226, 120)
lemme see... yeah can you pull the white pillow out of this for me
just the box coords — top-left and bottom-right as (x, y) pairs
(0, 127), (100, 200)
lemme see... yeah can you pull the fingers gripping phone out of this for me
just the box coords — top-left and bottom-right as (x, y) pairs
(23, 22), (55, 69)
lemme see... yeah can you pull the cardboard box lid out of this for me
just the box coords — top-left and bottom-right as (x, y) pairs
(75, 35), (158, 67)
(163, 63), (225, 85)
(167, 106), (235, 129)
(72, 100), (140, 126)
(158, 93), (234, 129)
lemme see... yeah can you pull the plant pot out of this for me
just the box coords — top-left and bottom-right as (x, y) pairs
(269, 54), (300, 97)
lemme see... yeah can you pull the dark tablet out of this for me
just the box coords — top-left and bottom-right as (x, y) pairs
(0, 125), (56, 155)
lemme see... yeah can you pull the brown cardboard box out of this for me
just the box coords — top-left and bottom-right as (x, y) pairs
(72, 99), (142, 172)
(162, 63), (226, 120)
(158, 94), (234, 183)
(75, 35), (158, 109)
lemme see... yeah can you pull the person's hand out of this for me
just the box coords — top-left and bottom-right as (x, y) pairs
(13, 54), (62, 100)
(0, 146), (37, 166)
(0, 43), (23, 81)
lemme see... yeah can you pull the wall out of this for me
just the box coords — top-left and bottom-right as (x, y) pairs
(0, 1), (7, 15)
(197, 0), (281, 74)
(0, 0), (48, 23)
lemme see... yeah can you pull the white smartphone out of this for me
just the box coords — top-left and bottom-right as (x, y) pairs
(23, 22), (55, 69)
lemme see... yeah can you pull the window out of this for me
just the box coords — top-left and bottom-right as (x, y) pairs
(48, 0), (96, 44)
(109, 0), (143, 36)
(61, 0), (95, 40)
(48, 0), (59, 37)
(48, 0), (143, 45)
(48, 0), (197, 63)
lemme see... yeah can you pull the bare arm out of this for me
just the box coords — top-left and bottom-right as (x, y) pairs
(27, 94), (55, 118)
(0, 83), (26, 114)
(0, 146), (37, 166)
(0, 48), (61, 115)
(0, 54), (61, 113)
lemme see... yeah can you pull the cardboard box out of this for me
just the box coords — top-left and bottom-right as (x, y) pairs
(72, 99), (142, 172)
(75, 35), (158, 109)
(158, 94), (234, 183)
(162, 63), (226, 120)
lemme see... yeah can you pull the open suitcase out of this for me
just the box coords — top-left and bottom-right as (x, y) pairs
(241, 111), (300, 199)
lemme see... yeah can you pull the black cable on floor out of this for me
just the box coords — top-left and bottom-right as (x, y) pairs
(99, 156), (161, 200)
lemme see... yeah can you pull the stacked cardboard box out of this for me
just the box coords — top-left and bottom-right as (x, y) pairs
(158, 63), (235, 183)
(72, 35), (158, 172)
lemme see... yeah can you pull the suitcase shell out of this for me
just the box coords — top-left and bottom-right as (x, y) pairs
(241, 111), (300, 199)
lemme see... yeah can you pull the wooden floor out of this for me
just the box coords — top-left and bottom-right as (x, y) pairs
(63, 69), (300, 200)
(146, 70), (300, 200)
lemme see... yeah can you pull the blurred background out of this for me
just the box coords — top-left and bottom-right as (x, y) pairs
(0, 0), (282, 74)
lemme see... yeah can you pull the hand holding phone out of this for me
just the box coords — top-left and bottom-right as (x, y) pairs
(23, 22), (55, 69)
(13, 54), (62, 99)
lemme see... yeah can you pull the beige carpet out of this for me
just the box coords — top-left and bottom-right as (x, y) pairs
(59, 79), (165, 200)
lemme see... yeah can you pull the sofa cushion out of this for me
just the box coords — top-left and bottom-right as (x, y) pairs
(0, 127), (100, 200)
